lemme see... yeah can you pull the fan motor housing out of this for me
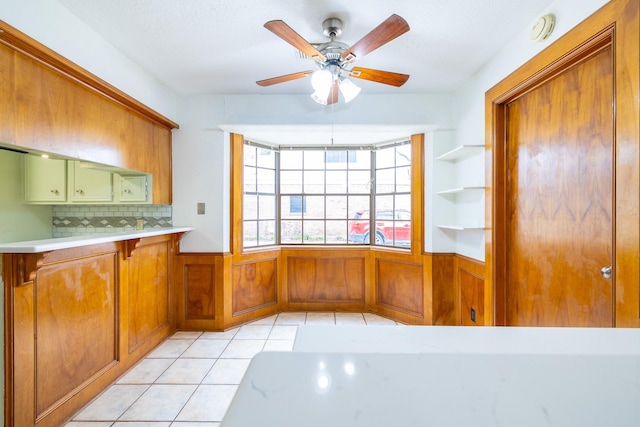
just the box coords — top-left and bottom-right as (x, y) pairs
(322, 18), (343, 38)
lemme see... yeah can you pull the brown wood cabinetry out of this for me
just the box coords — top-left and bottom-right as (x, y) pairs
(3, 235), (177, 427)
(0, 21), (177, 204)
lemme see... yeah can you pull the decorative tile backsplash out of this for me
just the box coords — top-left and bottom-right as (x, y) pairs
(53, 205), (172, 237)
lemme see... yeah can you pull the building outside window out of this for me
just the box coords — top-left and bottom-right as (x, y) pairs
(243, 140), (411, 249)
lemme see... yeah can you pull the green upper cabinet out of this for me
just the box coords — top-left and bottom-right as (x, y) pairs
(68, 161), (113, 203)
(24, 155), (67, 203)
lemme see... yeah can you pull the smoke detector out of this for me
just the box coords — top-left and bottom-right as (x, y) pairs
(530, 14), (555, 42)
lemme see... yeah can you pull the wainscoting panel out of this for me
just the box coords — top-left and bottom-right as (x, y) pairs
(232, 259), (277, 315)
(185, 264), (216, 319)
(376, 258), (423, 317)
(432, 254), (455, 325)
(287, 256), (366, 304)
(35, 252), (118, 419)
(455, 255), (486, 326)
(128, 237), (171, 352)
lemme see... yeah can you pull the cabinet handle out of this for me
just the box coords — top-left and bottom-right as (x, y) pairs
(76, 189), (84, 195)
(123, 189), (131, 194)
(50, 189), (59, 195)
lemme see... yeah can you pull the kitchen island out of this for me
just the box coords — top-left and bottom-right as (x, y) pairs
(222, 325), (640, 427)
(2, 227), (192, 427)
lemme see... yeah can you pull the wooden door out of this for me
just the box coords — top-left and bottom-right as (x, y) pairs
(505, 47), (614, 326)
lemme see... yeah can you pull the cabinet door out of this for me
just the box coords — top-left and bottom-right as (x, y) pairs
(24, 155), (67, 202)
(69, 161), (113, 202)
(119, 175), (148, 202)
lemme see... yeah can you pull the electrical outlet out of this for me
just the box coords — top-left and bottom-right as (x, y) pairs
(136, 219), (144, 230)
(470, 308), (477, 323)
(197, 202), (205, 215)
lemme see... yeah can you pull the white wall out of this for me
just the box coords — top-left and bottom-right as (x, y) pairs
(3, 0), (177, 122)
(452, 0), (610, 260)
(172, 93), (455, 252)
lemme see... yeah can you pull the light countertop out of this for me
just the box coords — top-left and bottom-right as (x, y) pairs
(222, 326), (640, 426)
(222, 351), (640, 427)
(0, 226), (193, 253)
(293, 324), (640, 354)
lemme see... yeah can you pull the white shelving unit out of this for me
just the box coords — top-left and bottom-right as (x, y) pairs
(437, 186), (485, 195)
(436, 144), (484, 162)
(436, 144), (485, 232)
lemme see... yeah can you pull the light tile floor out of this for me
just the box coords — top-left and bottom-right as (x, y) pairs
(65, 312), (399, 427)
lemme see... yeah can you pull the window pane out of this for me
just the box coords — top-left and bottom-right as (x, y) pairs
(258, 220), (276, 245)
(304, 151), (325, 169)
(281, 196), (303, 219)
(348, 171), (371, 194)
(244, 146), (256, 166)
(303, 220), (325, 244)
(326, 196), (347, 219)
(259, 195), (276, 220)
(280, 151), (302, 169)
(375, 168), (395, 193)
(281, 170), (302, 194)
(244, 166), (256, 192)
(351, 151), (371, 170)
(257, 168), (275, 193)
(304, 171), (324, 193)
(244, 221), (257, 247)
(281, 220), (302, 244)
(396, 144), (411, 167)
(376, 146), (395, 169)
(326, 151), (355, 169)
(376, 195), (394, 212)
(396, 166), (411, 192)
(395, 194), (411, 212)
(326, 170), (347, 194)
(304, 196), (325, 219)
(244, 194), (257, 220)
(326, 220), (347, 244)
(348, 196), (370, 219)
(256, 148), (275, 168)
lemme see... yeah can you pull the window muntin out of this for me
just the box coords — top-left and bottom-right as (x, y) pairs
(243, 140), (411, 249)
(243, 145), (277, 247)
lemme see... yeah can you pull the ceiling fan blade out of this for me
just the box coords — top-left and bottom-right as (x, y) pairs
(265, 20), (327, 62)
(341, 14), (409, 61)
(256, 71), (313, 87)
(349, 67), (410, 87)
(326, 80), (339, 105)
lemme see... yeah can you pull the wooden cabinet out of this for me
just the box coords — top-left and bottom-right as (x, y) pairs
(3, 235), (177, 427)
(68, 161), (113, 202)
(23, 155), (67, 202)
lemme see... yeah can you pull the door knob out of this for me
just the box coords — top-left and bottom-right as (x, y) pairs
(600, 266), (612, 279)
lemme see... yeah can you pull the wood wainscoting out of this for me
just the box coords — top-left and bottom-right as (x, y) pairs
(3, 235), (177, 427)
(455, 255), (486, 326)
(172, 249), (485, 329)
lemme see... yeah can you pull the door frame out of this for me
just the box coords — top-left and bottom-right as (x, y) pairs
(485, 0), (640, 327)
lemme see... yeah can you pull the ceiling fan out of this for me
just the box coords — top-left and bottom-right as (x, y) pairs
(256, 14), (410, 105)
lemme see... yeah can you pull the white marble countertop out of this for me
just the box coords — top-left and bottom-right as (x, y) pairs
(0, 226), (193, 253)
(222, 350), (640, 427)
(293, 324), (640, 354)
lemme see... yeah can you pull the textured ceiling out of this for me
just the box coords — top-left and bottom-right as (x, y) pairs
(56, 0), (554, 96)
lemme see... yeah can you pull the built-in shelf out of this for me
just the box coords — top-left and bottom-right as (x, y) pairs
(437, 186), (485, 195)
(436, 144), (484, 161)
(437, 225), (486, 231)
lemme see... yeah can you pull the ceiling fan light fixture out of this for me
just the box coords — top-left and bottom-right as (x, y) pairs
(310, 90), (329, 105)
(311, 69), (333, 93)
(339, 77), (361, 103)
